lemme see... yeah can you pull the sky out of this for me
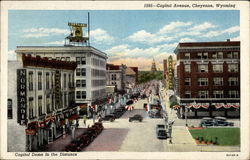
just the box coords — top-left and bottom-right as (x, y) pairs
(8, 10), (240, 70)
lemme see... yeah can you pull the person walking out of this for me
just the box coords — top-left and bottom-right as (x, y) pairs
(83, 115), (87, 127)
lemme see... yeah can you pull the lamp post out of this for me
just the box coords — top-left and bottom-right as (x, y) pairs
(185, 106), (188, 126)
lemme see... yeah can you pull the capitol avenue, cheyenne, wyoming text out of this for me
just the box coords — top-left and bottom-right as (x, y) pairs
(144, 3), (236, 9)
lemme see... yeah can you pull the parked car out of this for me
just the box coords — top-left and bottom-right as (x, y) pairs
(213, 117), (234, 126)
(156, 124), (165, 131)
(126, 99), (134, 105)
(148, 109), (163, 118)
(199, 117), (214, 127)
(101, 114), (115, 122)
(156, 129), (168, 139)
(129, 114), (143, 122)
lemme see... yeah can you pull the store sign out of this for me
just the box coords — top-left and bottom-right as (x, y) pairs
(55, 70), (61, 109)
(25, 129), (36, 135)
(17, 69), (27, 125)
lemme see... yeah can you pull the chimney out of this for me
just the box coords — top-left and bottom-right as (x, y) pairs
(227, 39), (230, 42)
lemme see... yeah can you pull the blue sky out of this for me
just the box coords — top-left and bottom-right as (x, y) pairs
(8, 10), (240, 70)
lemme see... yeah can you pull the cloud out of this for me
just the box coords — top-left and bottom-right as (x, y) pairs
(46, 40), (65, 45)
(179, 38), (196, 42)
(158, 21), (192, 34)
(22, 27), (68, 38)
(189, 22), (216, 31)
(202, 25), (240, 38)
(8, 50), (17, 61)
(230, 36), (240, 41)
(127, 30), (173, 44)
(90, 28), (114, 44)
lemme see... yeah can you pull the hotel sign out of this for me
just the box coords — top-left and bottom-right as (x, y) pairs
(17, 69), (27, 125)
(55, 70), (61, 109)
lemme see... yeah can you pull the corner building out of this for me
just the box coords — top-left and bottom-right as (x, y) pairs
(16, 46), (108, 114)
(174, 40), (240, 118)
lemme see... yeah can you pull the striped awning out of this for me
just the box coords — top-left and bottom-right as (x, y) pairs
(212, 103), (240, 109)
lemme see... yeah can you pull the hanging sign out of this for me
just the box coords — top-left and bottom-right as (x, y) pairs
(17, 69), (27, 125)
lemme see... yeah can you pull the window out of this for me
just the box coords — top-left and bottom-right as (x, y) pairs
(64, 73), (67, 88)
(46, 72), (50, 89)
(228, 64), (238, 72)
(76, 91), (81, 99)
(198, 64), (208, 73)
(38, 72), (42, 90)
(38, 96), (43, 116)
(213, 77), (223, 86)
(56, 57), (60, 60)
(184, 91), (191, 98)
(203, 53), (208, 59)
(228, 90), (239, 98)
(51, 73), (54, 89)
(111, 74), (117, 80)
(46, 94), (51, 113)
(8, 99), (13, 119)
(81, 68), (86, 76)
(76, 80), (81, 87)
(66, 57), (70, 61)
(228, 77), (238, 86)
(76, 68), (81, 76)
(197, 78), (208, 86)
(185, 78), (191, 86)
(198, 90), (209, 98)
(227, 52), (239, 59)
(64, 92), (67, 107)
(184, 53), (190, 59)
(68, 74), (71, 88)
(184, 64), (190, 73)
(82, 91), (86, 99)
(212, 52), (223, 59)
(76, 57), (81, 65)
(81, 57), (86, 65)
(213, 64), (223, 72)
(28, 97), (34, 119)
(197, 53), (202, 59)
(28, 71), (33, 91)
(82, 80), (86, 87)
(61, 57), (65, 61)
(213, 90), (224, 98)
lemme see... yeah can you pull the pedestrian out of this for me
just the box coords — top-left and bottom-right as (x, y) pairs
(83, 115), (87, 127)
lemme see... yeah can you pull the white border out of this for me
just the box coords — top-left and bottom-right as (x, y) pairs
(1, 1), (249, 160)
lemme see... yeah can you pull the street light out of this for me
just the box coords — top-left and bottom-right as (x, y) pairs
(185, 106), (188, 127)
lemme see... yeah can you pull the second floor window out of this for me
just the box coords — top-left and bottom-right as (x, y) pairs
(228, 90), (239, 98)
(38, 96), (43, 116)
(184, 91), (191, 98)
(184, 53), (190, 59)
(198, 90), (209, 98)
(64, 73), (67, 88)
(76, 68), (86, 76)
(46, 72), (50, 89)
(28, 97), (34, 119)
(213, 90), (224, 98)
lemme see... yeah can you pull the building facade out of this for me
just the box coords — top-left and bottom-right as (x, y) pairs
(16, 46), (108, 113)
(106, 64), (126, 92)
(8, 55), (77, 151)
(174, 40), (240, 118)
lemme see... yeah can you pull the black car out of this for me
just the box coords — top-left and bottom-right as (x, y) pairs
(129, 114), (143, 122)
(101, 114), (115, 122)
(156, 129), (168, 139)
(148, 109), (163, 118)
(126, 99), (134, 105)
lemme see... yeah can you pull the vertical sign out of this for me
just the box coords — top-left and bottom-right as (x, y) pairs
(8, 99), (13, 119)
(55, 70), (61, 109)
(17, 69), (27, 125)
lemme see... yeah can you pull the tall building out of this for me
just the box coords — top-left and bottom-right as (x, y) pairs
(174, 40), (240, 118)
(151, 59), (157, 72)
(168, 56), (174, 90)
(8, 55), (77, 151)
(15, 23), (108, 115)
(163, 59), (168, 79)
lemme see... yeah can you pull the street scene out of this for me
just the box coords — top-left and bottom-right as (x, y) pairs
(6, 10), (241, 153)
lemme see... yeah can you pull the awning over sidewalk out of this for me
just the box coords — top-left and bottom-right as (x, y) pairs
(186, 103), (209, 109)
(212, 103), (240, 109)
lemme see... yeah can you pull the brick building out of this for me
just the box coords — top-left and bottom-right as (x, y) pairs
(174, 40), (240, 118)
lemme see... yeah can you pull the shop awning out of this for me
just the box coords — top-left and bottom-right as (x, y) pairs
(186, 103), (209, 109)
(212, 103), (240, 109)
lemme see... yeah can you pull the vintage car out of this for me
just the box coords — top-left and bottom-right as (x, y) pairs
(199, 117), (214, 127)
(213, 117), (234, 126)
(156, 129), (168, 139)
(129, 114), (143, 122)
(148, 109), (163, 118)
(101, 114), (115, 122)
